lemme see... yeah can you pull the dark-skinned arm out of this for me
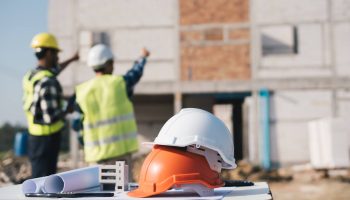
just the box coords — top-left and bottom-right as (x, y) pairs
(59, 52), (79, 72)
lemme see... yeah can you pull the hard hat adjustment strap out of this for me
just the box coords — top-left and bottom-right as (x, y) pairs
(186, 145), (223, 173)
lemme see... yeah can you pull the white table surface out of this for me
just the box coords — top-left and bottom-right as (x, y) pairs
(0, 182), (272, 200)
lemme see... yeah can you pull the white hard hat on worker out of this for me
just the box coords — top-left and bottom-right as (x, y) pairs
(87, 44), (114, 70)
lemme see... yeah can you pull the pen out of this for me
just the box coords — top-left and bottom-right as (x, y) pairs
(25, 192), (114, 198)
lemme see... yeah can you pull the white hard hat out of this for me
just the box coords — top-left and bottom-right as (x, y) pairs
(145, 108), (236, 169)
(87, 44), (114, 69)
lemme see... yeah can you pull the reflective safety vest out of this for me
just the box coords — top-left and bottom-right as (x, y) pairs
(75, 75), (139, 162)
(23, 70), (65, 136)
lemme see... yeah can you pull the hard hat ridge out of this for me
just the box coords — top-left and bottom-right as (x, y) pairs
(87, 44), (114, 69)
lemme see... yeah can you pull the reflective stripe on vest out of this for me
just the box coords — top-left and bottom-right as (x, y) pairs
(76, 75), (139, 162)
(84, 131), (138, 148)
(83, 113), (135, 130)
(22, 70), (64, 136)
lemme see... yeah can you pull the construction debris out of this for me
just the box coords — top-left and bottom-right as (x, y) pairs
(0, 151), (31, 186)
(1, 152), (350, 188)
(220, 160), (349, 183)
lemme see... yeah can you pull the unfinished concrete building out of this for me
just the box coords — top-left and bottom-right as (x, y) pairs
(49, 0), (350, 168)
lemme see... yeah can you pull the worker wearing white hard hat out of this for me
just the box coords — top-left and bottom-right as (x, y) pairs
(73, 44), (150, 177)
(87, 44), (115, 69)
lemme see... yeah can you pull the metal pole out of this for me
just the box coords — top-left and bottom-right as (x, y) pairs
(249, 0), (261, 165)
(259, 88), (271, 170)
(174, 0), (182, 113)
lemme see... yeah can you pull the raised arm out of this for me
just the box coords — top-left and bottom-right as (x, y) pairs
(123, 48), (150, 97)
(58, 51), (79, 73)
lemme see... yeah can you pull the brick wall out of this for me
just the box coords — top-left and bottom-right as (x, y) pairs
(179, 0), (251, 81)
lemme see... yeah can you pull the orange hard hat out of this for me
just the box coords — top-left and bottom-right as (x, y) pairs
(128, 145), (223, 198)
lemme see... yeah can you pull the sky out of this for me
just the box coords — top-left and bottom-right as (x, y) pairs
(0, 0), (48, 126)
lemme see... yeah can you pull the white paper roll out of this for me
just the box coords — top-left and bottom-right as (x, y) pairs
(22, 177), (46, 194)
(43, 166), (99, 193)
(22, 166), (100, 194)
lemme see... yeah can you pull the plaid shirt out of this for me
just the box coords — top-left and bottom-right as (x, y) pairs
(29, 67), (65, 125)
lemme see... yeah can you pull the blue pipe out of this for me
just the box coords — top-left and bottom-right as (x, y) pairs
(259, 88), (271, 170)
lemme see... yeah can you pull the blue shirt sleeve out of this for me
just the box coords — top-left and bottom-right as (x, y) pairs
(123, 57), (147, 98)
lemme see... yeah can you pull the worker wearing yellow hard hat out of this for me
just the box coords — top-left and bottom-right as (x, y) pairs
(23, 32), (79, 178)
(31, 33), (61, 50)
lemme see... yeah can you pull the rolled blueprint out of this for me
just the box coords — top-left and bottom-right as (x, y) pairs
(43, 166), (99, 193)
(22, 166), (100, 194)
(22, 177), (46, 193)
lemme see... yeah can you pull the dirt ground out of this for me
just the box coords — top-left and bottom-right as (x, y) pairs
(270, 180), (350, 200)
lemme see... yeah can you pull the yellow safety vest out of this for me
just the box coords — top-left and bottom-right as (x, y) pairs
(23, 70), (65, 136)
(75, 75), (139, 162)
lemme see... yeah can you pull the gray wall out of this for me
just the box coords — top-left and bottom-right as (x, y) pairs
(253, 0), (350, 166)
(49, 0), (179, 96)
(49, 0), (350, 166)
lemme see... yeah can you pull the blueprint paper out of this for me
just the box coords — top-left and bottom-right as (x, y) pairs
(22, 166), (100, 194)
(22, 177), (46, 193)
(43, 166), (99, 193)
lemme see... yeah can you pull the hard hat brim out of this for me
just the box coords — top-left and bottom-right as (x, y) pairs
(141, 141), (155, 147)
(142, 142), (237, 169)
(128, 180), (222, 198)
(33, 46), (61, 52)
(128, 188), (159, 198)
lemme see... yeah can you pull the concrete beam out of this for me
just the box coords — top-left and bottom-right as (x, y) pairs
(180, 23), (250, 31)
(62, 77), (350, 96)
(180, 77), (350, 93)
(134, 81), (175, 94)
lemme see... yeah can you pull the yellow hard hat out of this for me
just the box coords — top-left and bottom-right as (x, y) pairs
(31, 33), (61, 51)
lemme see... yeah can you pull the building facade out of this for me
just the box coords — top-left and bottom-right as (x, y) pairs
(49, 0), (350, 167)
